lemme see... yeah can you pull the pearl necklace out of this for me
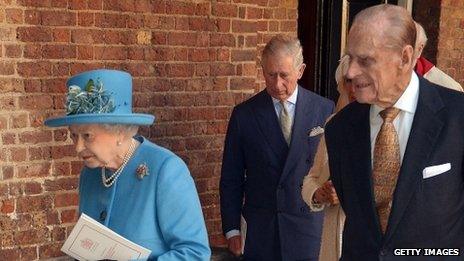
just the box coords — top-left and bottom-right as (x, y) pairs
(101, 139), (138, 188)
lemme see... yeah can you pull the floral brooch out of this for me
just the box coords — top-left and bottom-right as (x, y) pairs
(136, 163), (149, 180)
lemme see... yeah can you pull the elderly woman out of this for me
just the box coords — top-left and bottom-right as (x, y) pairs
(301, 56), (352, 261)
(45, 69), (211, 260)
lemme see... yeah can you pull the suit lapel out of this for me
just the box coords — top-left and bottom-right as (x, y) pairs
(280, 86), (311, 181)
(347, 103), (383, 241)
(384, 78), (445, 243)
(252, 90), (289, 161)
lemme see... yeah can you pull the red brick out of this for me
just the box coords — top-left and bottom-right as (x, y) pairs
(52, 162), (72, 177)
(196, 64), (210, 76)
(51, 226), (66, 241)
(23, 43), (42, 59)
(2, 166), (13, 181)
(211, 63), (235, 76)
(4, 44), (22, 58)
(196, 2), (211, 16)
(44, 177), (78, 192)
(17, 195), (52, 212)
(42, 45), (76, 59)
(168, 32), (197, 46)
(212, 3), (238, 17)
(210, 33), (235, 47)
(17, 27), (53, 42)
(60, 209), (77, 223)
(94, 46), (128, 60)
(29, 147), (51, 161)
(232, 20), (257, 33)
(18, 0), (52, 7)
(280, 20), (296, 32)
(175, 16), (189, 30)
(0, 248), (20, 261)
(50, 144), (75, 159)
(77, 11), (95, 26)
(52, 28), (71, 42)
(166, 1), (196, 15)
(40, 10), (76, 26)
(247, 7), (263, 19)
(17, 62), (52, 77)
(232, 49), (256, 62)
(6, 8), (23, 24)
(24, 182), (43, 195)
(215, 18), (231, 32)
(0, 61), (14, 75)
(17, 163), (51, 178)
(18, 95), (54, 110)
(103, 0), (136, 12)
(0, 28), (15, 41)
(14, 228), (50, 245)
(0, 199), (14, 214)
(95, 13), (127, 28)
(10, 147), (27, 162)
(20, 246), (38, 261)
(54, 192), (78, 207)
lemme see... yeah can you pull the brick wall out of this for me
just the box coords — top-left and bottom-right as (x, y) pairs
(435, 0), (464, 85)
(0, 0), (297, 259)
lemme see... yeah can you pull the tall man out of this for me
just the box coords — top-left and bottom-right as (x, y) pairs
(220, 35), (334, 260)
(325, 4), (464, 260)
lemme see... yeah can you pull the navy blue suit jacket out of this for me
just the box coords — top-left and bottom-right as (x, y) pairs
(325, 77), (464, 260)
(220, 86), (334, 261)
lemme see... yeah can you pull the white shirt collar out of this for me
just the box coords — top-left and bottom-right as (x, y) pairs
(271, 85), (299, 105)
(371, 71), (419, 116)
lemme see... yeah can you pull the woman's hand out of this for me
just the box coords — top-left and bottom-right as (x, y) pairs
(313, 180), (339, 206)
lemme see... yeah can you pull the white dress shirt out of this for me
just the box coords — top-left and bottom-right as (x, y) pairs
(225, 86), (299, 240)
(370, 72), (420, 164)
(272, 86), (298, 122)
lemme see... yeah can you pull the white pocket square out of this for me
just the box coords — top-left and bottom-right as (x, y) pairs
(422, 163), (451, 179)
(308, 126), (324, 137)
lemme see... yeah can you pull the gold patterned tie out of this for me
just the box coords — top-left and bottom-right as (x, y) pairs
(373, 107), (401, 234)
(279, 101), (292, 145)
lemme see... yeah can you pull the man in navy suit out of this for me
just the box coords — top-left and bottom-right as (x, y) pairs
(325, 4), (464, 260)
(220, 35), (334, 260)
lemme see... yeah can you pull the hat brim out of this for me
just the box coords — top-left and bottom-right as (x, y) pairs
(44, 113), (155, 127)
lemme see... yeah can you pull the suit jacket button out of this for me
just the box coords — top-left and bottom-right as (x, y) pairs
(380, 249), (387, 256)
(100, 210), (107, 221)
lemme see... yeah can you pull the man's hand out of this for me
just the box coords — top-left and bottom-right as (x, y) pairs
(227, 235), (242, 256)
(313, 180), (339, 205)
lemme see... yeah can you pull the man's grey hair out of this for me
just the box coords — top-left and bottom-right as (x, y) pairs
(352, 4), (416, 52)
(261, 34), (304, 68)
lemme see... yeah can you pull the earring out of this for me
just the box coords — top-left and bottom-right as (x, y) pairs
(117, 141), (122, 146)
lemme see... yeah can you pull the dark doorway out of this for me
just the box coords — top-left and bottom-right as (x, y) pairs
(298, 0), (387, 102)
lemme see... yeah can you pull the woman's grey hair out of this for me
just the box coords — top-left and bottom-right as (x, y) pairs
(335, 55), (350, 86)
(100, 124), (139, 137)
(261, 34), (304, 68)
(414, 22), (428, 58)
(352, 4), (416, 52)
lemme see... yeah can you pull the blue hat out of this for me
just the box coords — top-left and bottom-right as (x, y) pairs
(44, 69), (155, 127)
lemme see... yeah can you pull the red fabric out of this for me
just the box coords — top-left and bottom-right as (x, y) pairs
(415, 56), (434, 76)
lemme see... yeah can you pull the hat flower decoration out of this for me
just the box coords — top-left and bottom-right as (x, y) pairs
(44, 69), (155, 127)
(66, 79), (115, 115)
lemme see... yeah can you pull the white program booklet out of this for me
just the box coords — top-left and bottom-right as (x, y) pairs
(61, 213), (151, 261)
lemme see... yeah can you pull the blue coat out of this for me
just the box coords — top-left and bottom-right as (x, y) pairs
(220, 87), (334, 260)
(325, 78), (464, 260)
(79, 136), (211, 261)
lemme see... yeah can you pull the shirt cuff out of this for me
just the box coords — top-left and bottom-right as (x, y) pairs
(225, 229), (241, 239)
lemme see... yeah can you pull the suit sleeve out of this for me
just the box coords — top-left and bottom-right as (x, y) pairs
(325, 118), (344, 208)
(156, 156), (211, 261)
(220, 107), (246, 235)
